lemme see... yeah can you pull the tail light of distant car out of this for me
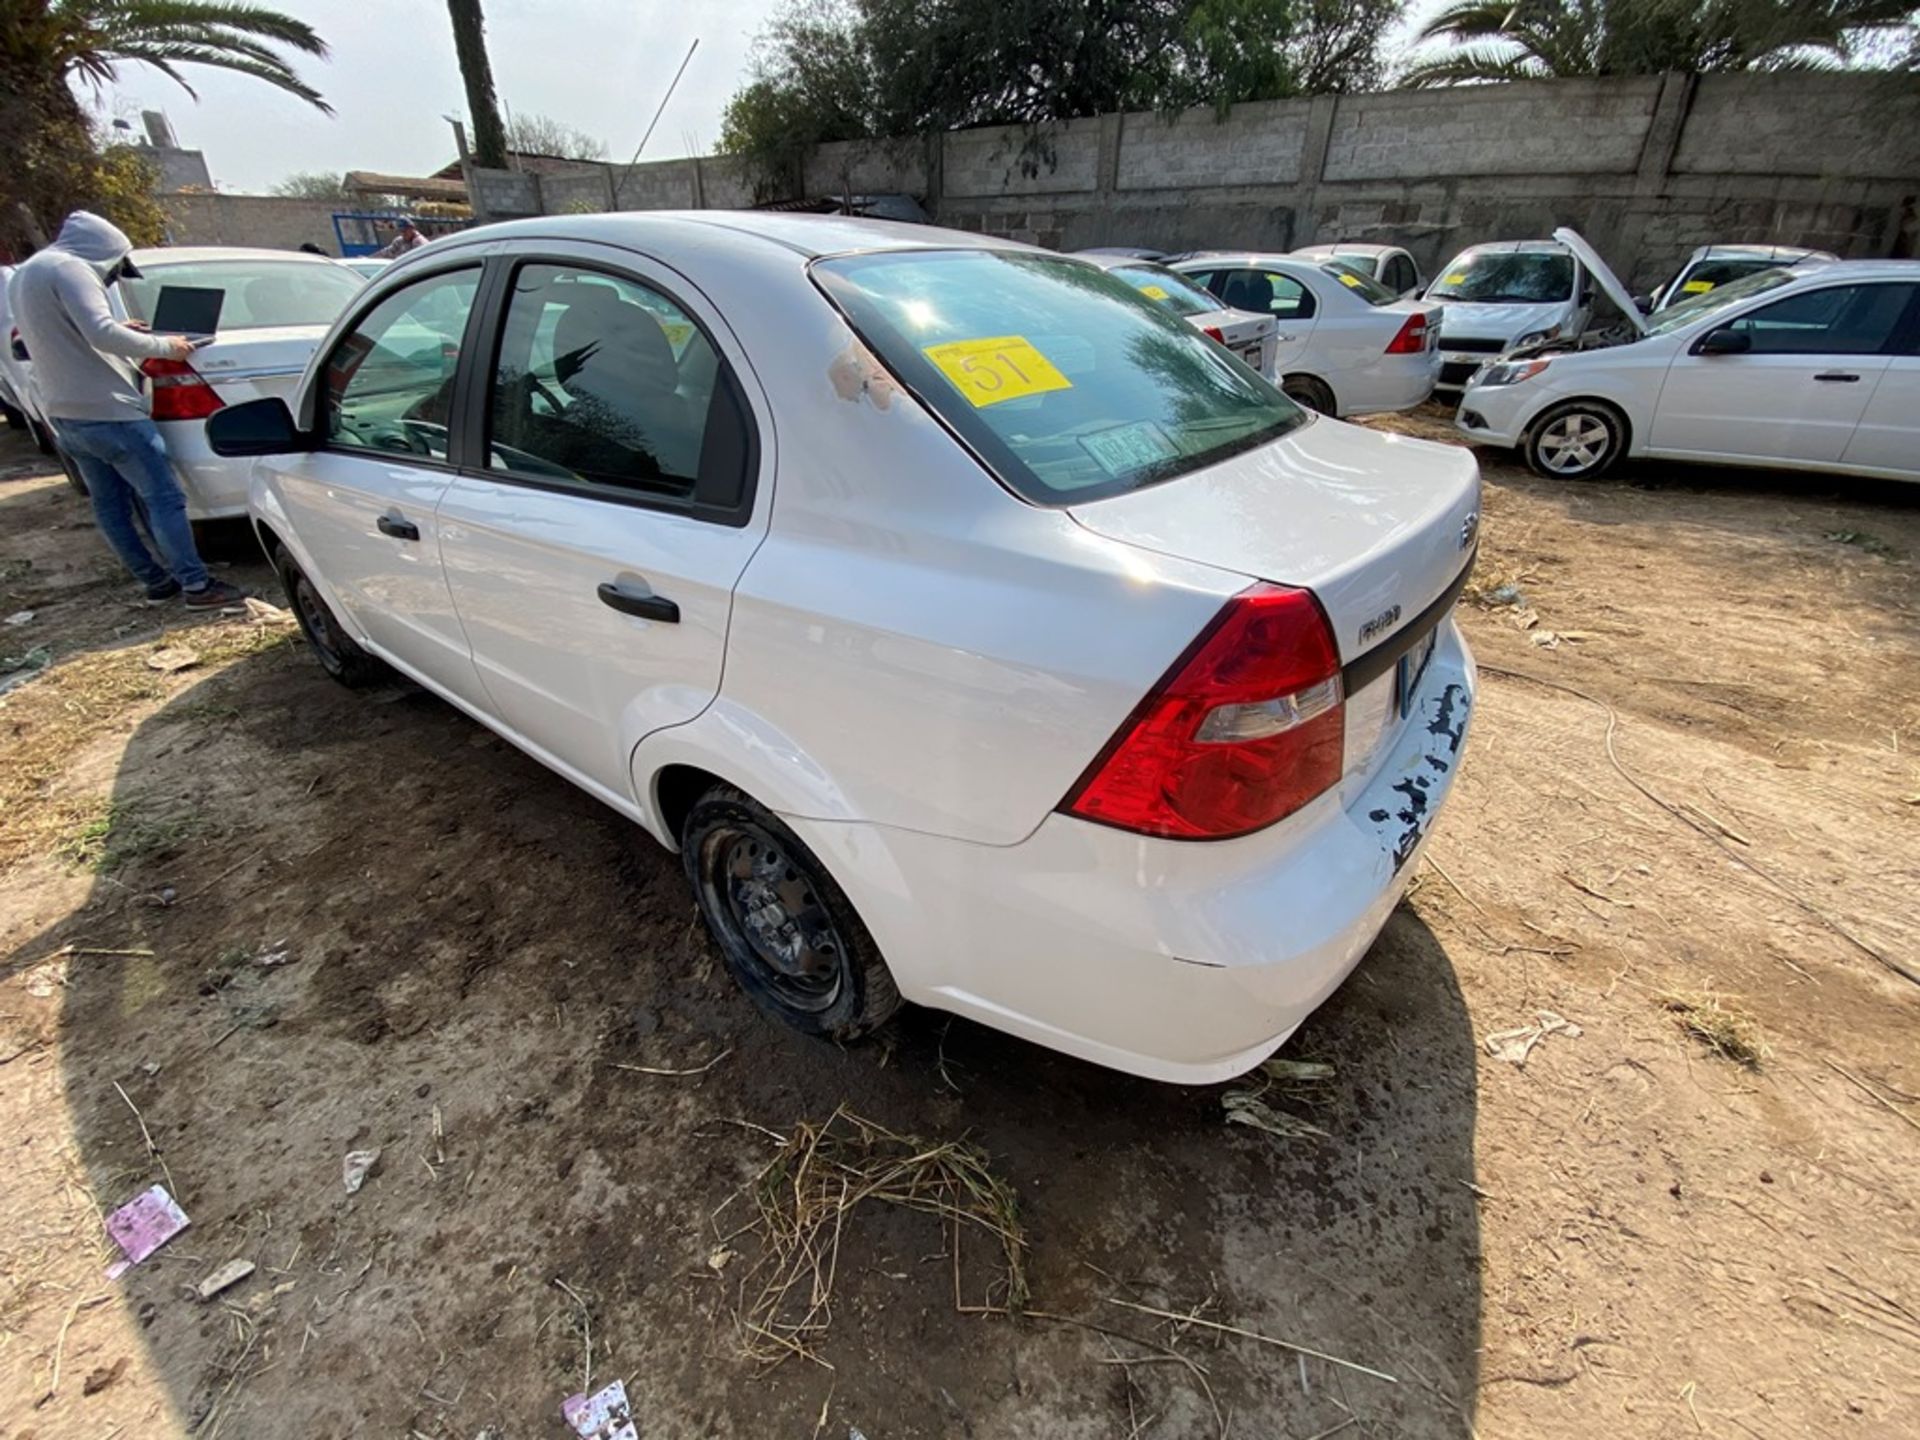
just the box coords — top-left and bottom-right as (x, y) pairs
(141, 357), (226, 422)
(1384, 312), (1430, 355)
(1200, 325), (1226, 344)
(1061, 584), (1345, 839)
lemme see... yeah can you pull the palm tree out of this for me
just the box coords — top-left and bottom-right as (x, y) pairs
(1401, 0), (1918, 85)
(3, 0), (330, 246)
(445, 0), (509, 170)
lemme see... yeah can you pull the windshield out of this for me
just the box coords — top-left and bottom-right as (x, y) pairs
(123, 259), (364, 331)
(1642, 266), (1800, 336)
(1662, 258), (1789, 306)
(814, 250), (1306, 506)
(1428, 251), (1574, 305)
(1107, 263), (1221, 318)
(1320, 262), (1398, 306)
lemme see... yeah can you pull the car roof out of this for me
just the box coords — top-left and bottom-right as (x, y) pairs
(1449, 240), (1568, 257)
(128, 246), (347, 267)
(1771, 258), (1920, 282)
(1170, 253), (1324, 272)
(454, 211), (1025, 266)
(1691, 243), (1830, 262)
(1295, 243), (1395, 257)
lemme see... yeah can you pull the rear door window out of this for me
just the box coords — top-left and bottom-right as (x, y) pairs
(1185, 268), (1318, 321)
(814, 249), (1306, 505)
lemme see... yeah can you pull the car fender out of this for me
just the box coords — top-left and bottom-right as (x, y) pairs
(248, 470), (369, 647)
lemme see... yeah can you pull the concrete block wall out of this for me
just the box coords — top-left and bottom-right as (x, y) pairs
(803, 138), (927, 199)
(1119, 100), (1312, 189)
(943, 117), (1103, 198)
(1673, 72), (1920, 179)
(160, 194), (344, 251)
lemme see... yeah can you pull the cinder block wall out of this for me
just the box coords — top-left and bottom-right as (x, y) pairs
(450, 71), (1918, 290)
(160, 194), (345, 252)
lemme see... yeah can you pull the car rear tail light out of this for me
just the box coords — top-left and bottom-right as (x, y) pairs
(141, 357), (225, 421)
(1062, 584), (1345, 840)
(1201, 325), (1226, 344)
(1384, 312), (1429, 354)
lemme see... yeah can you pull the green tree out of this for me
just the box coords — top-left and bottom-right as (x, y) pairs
(445, 0), (508, 169)
(270, 169), (349, 200)
(1402, 0), (1918, 85)
(719, 0), (1404, 197)
(505, 111), (608, 161)
(1, 0), (329, 250)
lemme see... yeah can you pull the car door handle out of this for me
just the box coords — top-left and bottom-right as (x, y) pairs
(1813, 372), (1861, 383)
(376, 514), (420, 541)
(597, 582), (680, 623)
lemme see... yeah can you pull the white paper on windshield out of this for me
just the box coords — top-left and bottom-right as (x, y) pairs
(1079, 420), (1179, 477)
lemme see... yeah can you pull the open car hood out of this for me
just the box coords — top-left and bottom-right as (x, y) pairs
(1553, 226), (1646, 337)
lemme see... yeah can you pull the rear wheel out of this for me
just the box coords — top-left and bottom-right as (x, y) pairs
(682, 786), (900, 1042)
(273, 545), (388, 688)
(1525, 400), (1626, 480)
(1282, 374), (1337, 416)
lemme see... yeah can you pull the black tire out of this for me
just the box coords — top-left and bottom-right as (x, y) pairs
(0, 398), (25, 432)
(1282, 374), (1337, 416)
(1524, 400), (1626, 480)
(55, 446), (89, 498)
(682, 786), (901, 1043)
(273, 545), (389, 688)
(29, 417), (58, 456)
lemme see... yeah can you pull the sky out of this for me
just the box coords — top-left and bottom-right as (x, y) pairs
(82, 0), (1444, 196)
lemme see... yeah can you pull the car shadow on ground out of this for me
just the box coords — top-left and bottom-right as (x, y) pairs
(8, 553), (1485, 1437)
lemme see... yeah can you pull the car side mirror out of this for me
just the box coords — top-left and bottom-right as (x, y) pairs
(206, 396), (311, 457)
(1631, 294), (1654, 314)
(1694, 327), (1752, 357)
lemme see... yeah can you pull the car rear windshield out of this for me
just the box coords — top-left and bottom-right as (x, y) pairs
(1319, 262), (1398, 305)
(1107, 263), (1221, 318)
(122, 260), (364, 331)
(813, 249), (1306, 505)
(1427, 252), (1574, 304)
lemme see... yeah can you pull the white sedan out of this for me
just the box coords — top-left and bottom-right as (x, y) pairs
(209, 213), (1481, 1083)
(1644, 243), (1836, 313)
(1456, 257), (1920, 482)
(1073, 252), (1276, 377)
(108, 247), (365, 519)
(1170, 254), (1441, 416)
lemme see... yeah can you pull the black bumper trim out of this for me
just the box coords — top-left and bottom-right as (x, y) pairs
(1341, 548), (1477, 697)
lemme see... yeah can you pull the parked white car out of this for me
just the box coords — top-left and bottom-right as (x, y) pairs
(209, 213), (1482, 1083)
(1074, 252), (1276, 377)
(102, 247), (365, 518)
(1425, 233), (1601, 396)
(0, 263), (57, 453)
(1292, 243), (1424, 298)
(1643, 243), (1836, 313)
(1456, 244), (1920, 483)
(1169, 254), (1441, 416)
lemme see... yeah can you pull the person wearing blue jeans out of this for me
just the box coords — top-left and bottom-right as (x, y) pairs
(7, 211), (243, 609)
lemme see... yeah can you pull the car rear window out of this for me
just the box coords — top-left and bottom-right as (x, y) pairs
(1428, 252), (1574, 304)
(1319, 262), (1398, 305)
(122, 260), (364, 331)
(1106, 263), (1221, 319)
(813, 249), (1306, 505)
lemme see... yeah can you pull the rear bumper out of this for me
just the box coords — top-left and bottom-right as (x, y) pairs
(155, 421), (250, 520)
(801, 619), (1477, 1084)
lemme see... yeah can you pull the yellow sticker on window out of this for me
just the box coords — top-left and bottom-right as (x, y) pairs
(1681, 279), (1715, 294)
(1446, 273), (1469, 285)
(1138, 284), (1170, 301)
(1337, 272), (1362, 288)
(922, 335), (1072, 408)
(657, 319), (695, 348)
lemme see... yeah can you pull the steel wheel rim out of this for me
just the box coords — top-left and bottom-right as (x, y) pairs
(1538, 413), (1611, 474)
(702, 825), (845, 1013)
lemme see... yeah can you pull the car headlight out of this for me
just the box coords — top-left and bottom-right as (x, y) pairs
(1474, 359), (1551, 389)
(1513, 324), (1562, 350)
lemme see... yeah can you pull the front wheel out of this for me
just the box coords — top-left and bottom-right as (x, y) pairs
(1525, 401), (1626, 480)
(682, 787), (900, 1043)
(273, 546), (389, 688)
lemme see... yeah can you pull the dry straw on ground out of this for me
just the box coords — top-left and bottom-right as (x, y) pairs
(1659, 989), (1768, 1067)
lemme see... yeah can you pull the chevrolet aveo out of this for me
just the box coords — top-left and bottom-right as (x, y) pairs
(208, 213), (1481, 1083)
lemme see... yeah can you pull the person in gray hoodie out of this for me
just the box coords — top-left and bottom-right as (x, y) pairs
(7, 212), (243, 608)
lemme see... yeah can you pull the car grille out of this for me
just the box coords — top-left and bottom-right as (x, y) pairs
(1441, 337), (1507, 354)
(1439, 361), (1482, 387)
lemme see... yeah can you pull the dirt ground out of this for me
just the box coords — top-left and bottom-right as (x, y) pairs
(1, 411), (1916, 1440)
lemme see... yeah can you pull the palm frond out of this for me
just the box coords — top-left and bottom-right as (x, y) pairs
(1401, 42), (1556, 86)
(107, 36), (331, 110)
(79, 0), (328, 56)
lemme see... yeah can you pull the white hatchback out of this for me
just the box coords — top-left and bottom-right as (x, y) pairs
(1170, 253), (1441, 416)
(210, 213), (1481, 1083)
(1456, 249), (1920, 483)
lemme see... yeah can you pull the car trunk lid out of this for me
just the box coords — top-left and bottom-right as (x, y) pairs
(185, 325), (326, 403)
(1067, 417), (1480, 780)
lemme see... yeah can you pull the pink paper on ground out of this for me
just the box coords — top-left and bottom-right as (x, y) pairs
(562, 1379), (637, 1440)
(104, 1184), (190, 1277)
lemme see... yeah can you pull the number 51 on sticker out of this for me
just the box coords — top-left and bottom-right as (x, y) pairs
(923, 335), (1073, 408)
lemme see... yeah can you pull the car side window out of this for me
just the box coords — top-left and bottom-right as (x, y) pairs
(486, 263), (738, 506)
(1197, 269), (1317, 321)
(1729, 284), (1914, 356)
(1384, 255), (1413, 293)
(322, 268), (480, 461)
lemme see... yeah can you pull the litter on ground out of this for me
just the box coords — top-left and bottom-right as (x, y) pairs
(342, 1148), (381, 1194)
(1483, 1011), (1583, 1066)
(145, 645), (201, 674)
(562, 1379), (637, 1440)
(1222, 1091), (1329, 1140)
(103, 1184), (189, 1278)
(194, 1258), (255, 1301)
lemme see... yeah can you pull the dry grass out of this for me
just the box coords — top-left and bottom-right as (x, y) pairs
(730, 1107), (1027, 1368)
(0, 618), (294, 867)
(1659, 989), (1768, 1067)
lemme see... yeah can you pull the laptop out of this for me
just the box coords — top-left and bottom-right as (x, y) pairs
(148, 285), (224, 342)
